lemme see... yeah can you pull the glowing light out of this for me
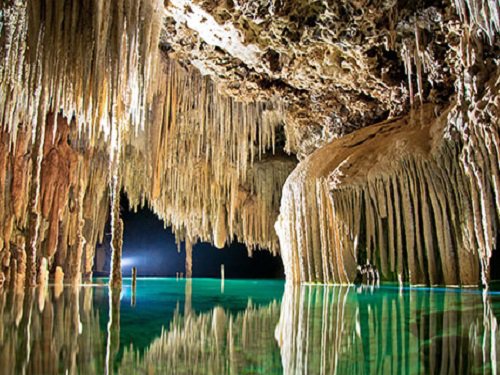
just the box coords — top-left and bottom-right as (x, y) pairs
(121, 257), (136, 269)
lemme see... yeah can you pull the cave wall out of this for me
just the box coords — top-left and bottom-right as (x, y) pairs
(275, 3), (499, 286)
(0, 114), (109, 287)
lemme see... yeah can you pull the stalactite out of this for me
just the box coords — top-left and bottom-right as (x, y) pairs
(0, 109), (111, 286)
(0, 1), (290, 285)
(15, 242), (26, 292)
(277, 98), (498, 286)
(3, 0), (495, 289)
(0, 0), (167, 285)
(450, 25), (500, 287)
(69, 177), (86, 285)
(25, 114), (46, 287)
(453, 0), (500, 43)
(122, 60), (291, 254)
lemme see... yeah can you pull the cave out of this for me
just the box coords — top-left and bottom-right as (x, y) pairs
(94, 194), (285, 279)
(0, 0), (499, 373)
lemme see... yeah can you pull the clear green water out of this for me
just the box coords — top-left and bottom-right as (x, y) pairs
(1, 278), (499, 374)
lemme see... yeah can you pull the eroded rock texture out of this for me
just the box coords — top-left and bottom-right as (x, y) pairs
(272, 2), (499, 286)
(0, 0), (498, 286)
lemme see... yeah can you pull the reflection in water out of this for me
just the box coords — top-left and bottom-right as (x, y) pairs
(277, 285), (500, 374)
(106, 288), (121, 375)
(120, 301), (282, 374)
(0, 281), (499, 374)
(0, 286), (104, 374)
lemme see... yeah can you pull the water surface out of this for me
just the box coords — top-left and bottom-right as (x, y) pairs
(0, 278), (499, 374)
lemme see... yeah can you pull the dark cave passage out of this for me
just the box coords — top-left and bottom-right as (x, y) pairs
(94, 194), (284, 279)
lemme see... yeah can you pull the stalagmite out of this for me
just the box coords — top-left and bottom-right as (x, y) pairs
(131, 268), (137, 307)
(131, 267), (137, 289)
(54, 266), (64, 298)
(52, 266), (64, 286)
(37, 257), (48, 288)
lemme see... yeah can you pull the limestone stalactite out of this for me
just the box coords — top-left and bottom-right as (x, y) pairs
(121, 60), (294, 255)
(276, 96), (499, 286)
(0, 0), (164, 285)
(25, 114), (46, 287)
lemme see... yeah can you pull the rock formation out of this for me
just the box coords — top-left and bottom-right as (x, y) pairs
(0, 0), (498, 286)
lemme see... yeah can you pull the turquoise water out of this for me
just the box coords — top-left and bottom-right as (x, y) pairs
(0, 278), (499, 374)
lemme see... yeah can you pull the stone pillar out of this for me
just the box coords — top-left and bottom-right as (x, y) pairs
(109, 177), (123, 290)
(185, 239), (192, 279)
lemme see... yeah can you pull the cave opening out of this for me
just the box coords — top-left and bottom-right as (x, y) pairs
(93, 194), (285, 279)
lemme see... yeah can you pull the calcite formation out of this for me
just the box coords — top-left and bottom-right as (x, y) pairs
(0, 0), (498, 286)
(276, 89), (498, 286)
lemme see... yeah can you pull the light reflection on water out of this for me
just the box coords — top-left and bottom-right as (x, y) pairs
(0, 279), (499, 374)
